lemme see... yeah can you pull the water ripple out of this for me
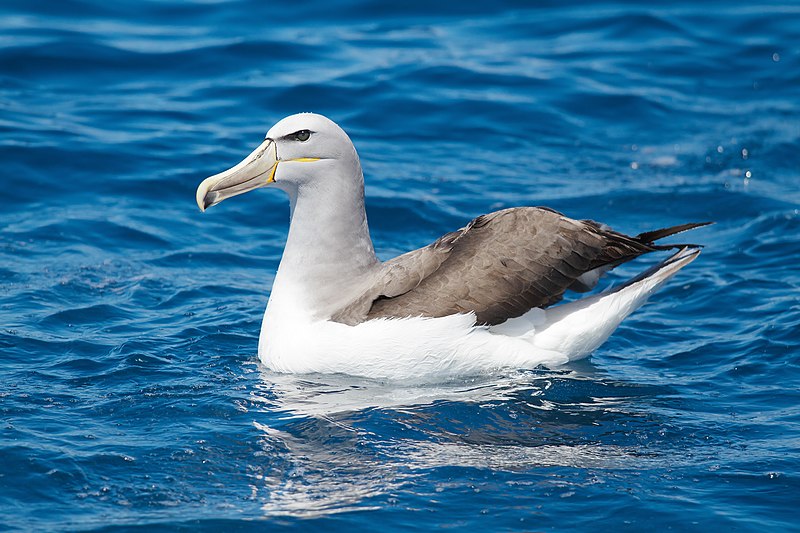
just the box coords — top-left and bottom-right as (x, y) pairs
(1, 0), (799, 530)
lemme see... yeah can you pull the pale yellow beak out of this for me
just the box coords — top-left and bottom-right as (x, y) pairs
(195, 139), (278, 211)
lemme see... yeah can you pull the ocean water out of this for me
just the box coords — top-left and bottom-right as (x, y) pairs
(2, 0), (799, 530)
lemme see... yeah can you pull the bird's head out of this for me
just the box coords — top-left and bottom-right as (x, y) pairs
(196, 113), (360, 211)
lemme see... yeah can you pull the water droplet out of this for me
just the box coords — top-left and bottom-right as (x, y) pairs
(716, 145), (724, 153)
(630, 162), (639, 170)
(745, 170), (752, 178)
(772, 52), (780, 62)
(741, 148), (748, 159)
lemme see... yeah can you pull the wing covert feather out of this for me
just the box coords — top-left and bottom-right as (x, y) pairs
(333, 207), (704, 326)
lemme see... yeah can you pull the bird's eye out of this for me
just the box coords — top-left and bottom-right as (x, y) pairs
(292, 130), (311, 142)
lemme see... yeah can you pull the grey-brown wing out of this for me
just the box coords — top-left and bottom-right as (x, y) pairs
(362, 207), (665, 326)
(329, 224), (461, 325)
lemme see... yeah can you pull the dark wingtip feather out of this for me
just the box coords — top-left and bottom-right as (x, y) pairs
(635, 221), (714, 245)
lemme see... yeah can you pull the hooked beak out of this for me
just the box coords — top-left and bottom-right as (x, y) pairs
(195, 139), (278, 211)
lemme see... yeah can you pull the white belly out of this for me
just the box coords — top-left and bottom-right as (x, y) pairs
(258, 309), (568, 382)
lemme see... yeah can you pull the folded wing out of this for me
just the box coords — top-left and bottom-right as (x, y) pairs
(332, 207), (708, 326)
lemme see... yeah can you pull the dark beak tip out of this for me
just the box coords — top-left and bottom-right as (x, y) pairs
(200, 192), (218, 212)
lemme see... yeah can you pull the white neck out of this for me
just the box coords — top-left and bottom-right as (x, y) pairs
(268, 159), (380, 319)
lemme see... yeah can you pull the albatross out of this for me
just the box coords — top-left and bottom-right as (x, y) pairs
(196, 113), (708, 381)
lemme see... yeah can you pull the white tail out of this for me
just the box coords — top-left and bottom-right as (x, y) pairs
(492, 247), (701, 361)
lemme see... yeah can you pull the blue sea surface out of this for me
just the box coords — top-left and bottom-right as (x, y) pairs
(2, 0), (799, 530)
